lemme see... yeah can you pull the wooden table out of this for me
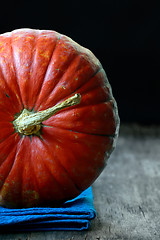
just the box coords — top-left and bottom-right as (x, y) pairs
(1, 124), (160, 239)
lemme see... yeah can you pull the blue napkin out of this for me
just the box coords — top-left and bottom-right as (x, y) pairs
(0, 187), (96, 231)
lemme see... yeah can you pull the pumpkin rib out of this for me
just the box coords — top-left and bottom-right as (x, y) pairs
(0, 137), (21, 185)
(41, 125), (116, 140)
(53, 150), (83, 194)
(42, 126), (113, 158)
(0, 138), (26, 207)
(0, 35), (23, 111)
(28, 32), (61, 110)
(34, 34), (62, 110)
(0, 99), (12, 117)
(37, 150), (74, 200)
(21, 137), (41, 207)
(10, 34), (24, 108)
(77, 86), (111, 107)
(57, 55), (102, 96)
(26, 137), (48, 206)
(34, 42), (81, 111)
(59, 143), (99, 191)
(30, 137), (71, 202)
(52, 67), (110, 112)
(39, 53), (80, 110)
(43, 100), (117, 137)
(42, 127), (110, 191)
(34, 31), (102, 111)
(0, 138), (18, 169)
(9, 36), (24, 109)
(0, 122), (15, 144)
(2, 137), (23, 178)
(38, 160), (67, 201)
(28, 139), (40, 201)
(43, 124), (115, 138)
(25, 31), (38, 108)
(74, 68), (112, 102)
(0, 65), (22, 115)
(70, 65), (102, 96)
(39, 137), (82, 195)
(0, 110), (13, 123)
(40, 54), (101, 112)
(51, 64), (103, 110)
(0, 145), (18, 192)
(10, 30), (40, 109)
(0, 133), (20, 167)
(64, 84), (111, 110)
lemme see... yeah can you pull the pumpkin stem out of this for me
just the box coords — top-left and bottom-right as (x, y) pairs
(13, 93), (81, 136)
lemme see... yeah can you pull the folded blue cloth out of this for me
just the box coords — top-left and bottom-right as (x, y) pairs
(0, 187), (96, 231)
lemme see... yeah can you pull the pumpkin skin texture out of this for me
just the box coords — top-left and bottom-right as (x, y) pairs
(0, 29), (119, 208)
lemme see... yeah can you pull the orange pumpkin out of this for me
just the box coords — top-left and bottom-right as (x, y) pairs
(0, 29), (119, 208)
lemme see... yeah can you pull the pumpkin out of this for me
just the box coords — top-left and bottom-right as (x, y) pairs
(0, 28), (119, 208)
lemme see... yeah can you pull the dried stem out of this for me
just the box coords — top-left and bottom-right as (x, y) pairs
(13, 93), (81, 135)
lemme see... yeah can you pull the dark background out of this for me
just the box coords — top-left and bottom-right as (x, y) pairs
(1, 0), (159, 124)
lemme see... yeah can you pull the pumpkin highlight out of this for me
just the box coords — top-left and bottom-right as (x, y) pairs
(0, 29), (119, 208)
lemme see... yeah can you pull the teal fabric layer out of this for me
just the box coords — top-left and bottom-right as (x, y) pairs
(0, 187), (96, 231)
